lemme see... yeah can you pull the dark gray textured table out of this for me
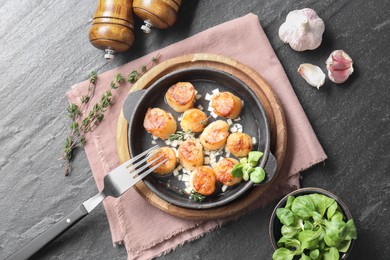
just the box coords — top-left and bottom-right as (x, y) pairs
(1, 0), (389, 259)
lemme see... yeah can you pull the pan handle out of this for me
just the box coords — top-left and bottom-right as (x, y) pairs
(122, 90), (147, 123)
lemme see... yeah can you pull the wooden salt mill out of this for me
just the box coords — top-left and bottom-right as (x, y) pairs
(89, 0), (135, 60)
(133, 0), (182, 33)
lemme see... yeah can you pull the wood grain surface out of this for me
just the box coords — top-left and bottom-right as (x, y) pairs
(116, 53), (287, 220)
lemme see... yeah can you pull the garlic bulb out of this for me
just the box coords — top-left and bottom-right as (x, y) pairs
(326, 50), (354, 83)
(298, 63), (325, 89)
(279, 8), (325, 51)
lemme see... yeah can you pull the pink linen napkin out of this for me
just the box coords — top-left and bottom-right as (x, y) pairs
(67, 13), (327, 260)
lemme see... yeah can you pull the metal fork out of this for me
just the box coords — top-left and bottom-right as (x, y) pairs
(6, 145), (164, 260)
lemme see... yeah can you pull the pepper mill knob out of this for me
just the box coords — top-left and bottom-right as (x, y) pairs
(133, 0), (182, 33)
(89, 0), (135, 59)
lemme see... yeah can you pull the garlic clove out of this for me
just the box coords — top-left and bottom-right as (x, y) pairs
(298, 63), (326, 89)
(279, 8), (325, 51)
(326, 50), (354, 83)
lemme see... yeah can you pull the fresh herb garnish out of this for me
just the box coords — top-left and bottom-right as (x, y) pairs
(127, 53), (161, 83)
(273, 194), (357, 260)
(168, 130), (192, 141)
(62, 54), (161, 176)
(189, 190), (206, 202)
(231, 151), (266, 184)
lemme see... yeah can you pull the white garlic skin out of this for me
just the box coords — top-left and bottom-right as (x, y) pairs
(326, 50), (354, 84)
(279, 8), (325, 51)
(298, 63), (326, 89)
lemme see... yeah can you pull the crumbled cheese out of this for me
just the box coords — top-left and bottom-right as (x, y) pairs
(234, 116), (241, 122)
(230, 126), (237, 133)
(226, 152), (231, 157)
(222, 185), (228, 192)
(196, 94), (202, 100)
(204, 157), (210, 164)
(227, 119), (233, 125)
(207, 106), (214, 112)
(173, 169), (179, 176)
(171, 140), (178, 147)
(205, 93), (213, 101)
(211, 111), (218, 118)
(165, 139), (171, 145)
(185, 187), (192, 194)
(218, 156), (224, 162)
(176, 165), (182, 171)
(178, 174), (183, 181)
(212, 88), (220, 95)
(197, 104), (204, 110)
(151, 140), (157, 145)
(182, 174), (189, 182)
(204, 150), (211, 155)
(184, 181), (190, 187)
(237, 128), (243, 133)
(182, 168), (187, 174)
(151, 135), (158, 140)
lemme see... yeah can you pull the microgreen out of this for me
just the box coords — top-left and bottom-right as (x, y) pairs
(230, 151), (265, 184)
(272, 193), (357, 260)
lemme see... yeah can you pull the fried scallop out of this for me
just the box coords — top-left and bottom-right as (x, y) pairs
(178, 139), (204, 170)
(165, 82), (196, 112)
(180, 108), (208, 133)
(213, 158), (242, 186)
(226, 132), (253, 157)
(200, 120), (230, 151)
(211, 91), (243, 119)
(143, 108), (177, 140)
(190, 166), (217, 196)
(147, 147), (177, 175)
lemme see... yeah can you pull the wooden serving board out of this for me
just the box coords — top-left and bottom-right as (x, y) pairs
(116, 53), (287, 220)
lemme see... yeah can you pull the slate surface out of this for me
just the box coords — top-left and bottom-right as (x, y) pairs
(1, 0), (389, 259)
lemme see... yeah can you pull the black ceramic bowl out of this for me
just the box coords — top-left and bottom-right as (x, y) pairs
(269, 187), (355, 259)
(123, 67), (277, 209)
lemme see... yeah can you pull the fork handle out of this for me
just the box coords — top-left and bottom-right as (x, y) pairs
(6, 205), (88, 260)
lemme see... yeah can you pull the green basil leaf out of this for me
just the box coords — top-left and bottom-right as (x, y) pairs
(276, 208), (295, 226)
(337, 239), (351, 253)
(272, 248), (295, 260)
(247, 151), (263, 166)
(291, 195), (315, 219)
(331, 211), (344, 222)
(298, 229), (321, 250)
(300, 253), (311, 260)
(231, 163), (244, 178)
(312, 211), (323, 223)
(324, 219), (348, 246)
(240, 157), (248, 164)
(309, 194), (335, 217)
(281, 225), (300, 238)
(309, 249), (320, 259)
(327, 201), (338, 220)
(303, 220), (313, 231)
(323, 247), (339, 260)
(345, 219), (357, 240)
(242, 164), (254, 181)
(285, 196), (295, 210)
(250, 167), (266, 183)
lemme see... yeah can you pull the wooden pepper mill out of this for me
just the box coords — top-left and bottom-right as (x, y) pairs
(133, 0), (182, 33)
(89, 0), (135, 60)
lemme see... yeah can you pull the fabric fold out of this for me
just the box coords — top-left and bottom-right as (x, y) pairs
(66, 13), (327, 260)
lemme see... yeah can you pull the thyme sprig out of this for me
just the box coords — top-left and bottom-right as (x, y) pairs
(62, 54), (160, 176)
(62, 73), (123, 176)
(189, 190), (206, 202)
(128, 53), (161, 83)
(169, 130), (193, 141)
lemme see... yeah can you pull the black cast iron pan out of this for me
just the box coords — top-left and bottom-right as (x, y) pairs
(123, 67), (277, 209)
